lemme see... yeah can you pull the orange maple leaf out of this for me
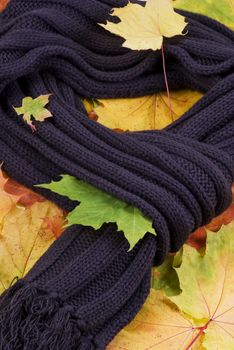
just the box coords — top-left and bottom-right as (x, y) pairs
(0, 0), (9, 12)
(187, 184), (234, 249)
(0, 168), (22, 222)
(4, 177), (45, 207)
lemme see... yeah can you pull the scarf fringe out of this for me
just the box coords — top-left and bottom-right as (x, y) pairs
(0, 280), (97, 350)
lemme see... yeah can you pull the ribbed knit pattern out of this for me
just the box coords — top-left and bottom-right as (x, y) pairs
(0, 0), (233, 349)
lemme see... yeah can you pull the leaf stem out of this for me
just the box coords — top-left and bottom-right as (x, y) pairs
(185, 320), (212, 350)
(161, 44), (173, 118)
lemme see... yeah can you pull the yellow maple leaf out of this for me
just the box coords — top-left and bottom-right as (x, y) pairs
(93, 90), (203, 131)
(99, 0), (187, 50)
(109, 222), (234, 349)
(0, 201), (65, 293)
(108, 289), (204, 350)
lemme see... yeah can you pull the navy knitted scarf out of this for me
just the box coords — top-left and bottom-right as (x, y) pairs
(0, 0), (233, 349)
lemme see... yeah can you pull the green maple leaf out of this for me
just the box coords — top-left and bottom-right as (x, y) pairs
(37, 175), (156, 249)
(152, 249), (183, 296)
(14, 94), (52, 129)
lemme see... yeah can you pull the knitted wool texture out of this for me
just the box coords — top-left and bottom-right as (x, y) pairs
(0, 0), (234, 349)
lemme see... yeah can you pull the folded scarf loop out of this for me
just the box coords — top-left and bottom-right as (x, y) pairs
(0, 0), (233, 349)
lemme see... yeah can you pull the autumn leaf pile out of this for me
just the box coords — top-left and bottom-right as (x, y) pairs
(0, 168), (66, 293)
(0, 0), (233, 349)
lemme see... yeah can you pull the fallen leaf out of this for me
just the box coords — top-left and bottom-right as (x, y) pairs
(37, 175), (156, 249)
(88, 111), (99, 122)
(205, 197), (234, 232)
(4, 177), (45, 207)
(175, 0), (234, 30)
(0, 166), (45, 214)
(171, 222), (234, 349)
(109, 222), (234, 349)
(187, 185), (234, 250)
(93, 91), (203, 131)
(83, 98), (100, 121)
(99, 0), (187, 51)
(152, 250), (182, 296)
(83, 98), (100, 110)
(0, 170), (66, 294)
(0, 201), (65, 294)
(0, 168), (21, 224)
(186, 227), (207, 251)
(14, 94), (52, 130)
(43, 214), (67, 238)
(108, 289), (204, 350)
(0, 0), (9, 12)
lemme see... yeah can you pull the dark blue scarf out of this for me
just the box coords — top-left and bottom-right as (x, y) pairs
(0, 1), (233, 349)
